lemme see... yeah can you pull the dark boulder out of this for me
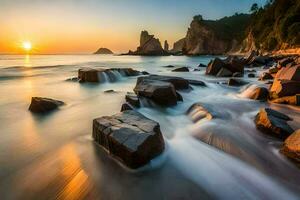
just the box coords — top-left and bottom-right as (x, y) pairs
(134, 77), (178, 106)
(198, 63), (207, 68)
(259, 72), (273, 81)
(247, 87), (269, 101)
(206, 58), (225, 76)
(188, 79), (206, 87)
(104, 90), (116, 93)
(163, 65), (175, 68)
(172, 67), (189, 72)
(216, 68), (233, 77)
(93, 110), (165, 169)
(248, 73), (256, 78)
(120, 103), (134, 112)
(254, 108), (294, 139)
(125, 92), (140, 107)
(228, 78), (248, 86)
(29, 97), (64, 113)
(138, 75), (190, 90)
(281, 129), (300, 162)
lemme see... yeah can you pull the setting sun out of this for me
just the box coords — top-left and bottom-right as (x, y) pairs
(22, 41), (32, 51)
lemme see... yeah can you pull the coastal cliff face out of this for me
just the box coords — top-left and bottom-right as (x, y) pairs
(182, 14), (250, 55)
(171, 38), (185, 53)
(131, 31), (166, 55)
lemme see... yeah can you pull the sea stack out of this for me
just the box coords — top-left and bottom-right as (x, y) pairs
(127, 31), (168, 55)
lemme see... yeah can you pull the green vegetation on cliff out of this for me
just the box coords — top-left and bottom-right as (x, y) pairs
(249, 0), (300, 50)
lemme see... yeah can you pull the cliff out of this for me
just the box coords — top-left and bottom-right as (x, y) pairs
(248, 0), (300, 52)
(182, 14), (251, 55)
(94, 48), (113, 54)
(128, 31), (168, 55)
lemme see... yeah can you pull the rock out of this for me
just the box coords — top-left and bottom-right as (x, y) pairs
(271, 95), (300, 106)
(138, 75), (190, 90)
(268, 67), (279, 74)
(172, 67), (189, 72)
(216, 68), (233, 77)
(94, 47), (113, 54)
(248, 73), (256, 78)
(278, 57), (295, 68)
(128, 31), (167, 55)
(120, 103), (134, 112)
(206, 58), (225, 75)
(247, 87), (269, 101)
(259, 72), (273, 81)
(66, 77), (79, 82)
(232, 72), (243, 77)
(270, 80), (300, 98)
(93, 110), (165, 169)
(104, 90), (116, 93)
(206, 57), (244, 77)
(134, 76), (180, 106)
(186, 103), (214, 122)
(171, 38), (185, 53)
(163, 65), (175, 68)
(198, 63), (207, 68)
(125, 92), (140, 107)
(29, 97), (64, 113)
(188, 79), (206, 86)
(164, 40), (169, 51)
(281, 130), (300, 162)
(275, 64), (300, 81)
(228, 78), (248, 86)
(78, 67), (140, 83)
(244, 50), (258, 64)
(142, 71), (150, 75)
(248, 56), (272, 66)
(254, 108), (294, 139)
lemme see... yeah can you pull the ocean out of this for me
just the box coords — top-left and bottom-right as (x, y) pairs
(0, 54), (299, 199)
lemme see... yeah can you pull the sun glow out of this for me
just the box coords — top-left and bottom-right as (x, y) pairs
(22, 41), (32, 51)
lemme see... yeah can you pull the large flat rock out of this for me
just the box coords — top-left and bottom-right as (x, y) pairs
(93, 110), (165, 169)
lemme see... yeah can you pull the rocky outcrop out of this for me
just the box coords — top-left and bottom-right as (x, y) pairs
(94, 48), (113, 54)
(247, 86), (269, 101)
(254, 108), (294, 139)
(133, 75), (186, 106)
(29, 97), (64, 113)
(78, 67), (140, 83)
(171, 38), (185, 53)
(128, 31), (167, 56)
(182, 14), (250, 55)
(281, 129), (300, 162)
(270, 80), (300, 98)
(164, 40), (169, 51)
(271, 95), (300, 106)
(228, 78), (248, 86)
(125, 92), (140, 107)
(93, 110), (165, 169)
(206, 56), (244, 77)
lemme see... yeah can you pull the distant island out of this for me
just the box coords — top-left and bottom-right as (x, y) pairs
(94, 47), (114, 54)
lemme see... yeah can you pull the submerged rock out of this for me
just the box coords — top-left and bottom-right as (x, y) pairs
(254, 108), (294, 139)
(92, 110), (165, 169)
(29, 97), (64, 113)
(281, 129), (300, 163)
(186, 103), (214, 122)
(198, 63), (207, 68)
(172, 67), (189, 72)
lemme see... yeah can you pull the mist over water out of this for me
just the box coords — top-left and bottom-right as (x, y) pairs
(0, 55), (300, 199)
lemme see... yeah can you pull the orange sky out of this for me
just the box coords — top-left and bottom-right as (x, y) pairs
(0, 0), (265, 54)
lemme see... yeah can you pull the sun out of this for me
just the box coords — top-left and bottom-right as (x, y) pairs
(22, 41), (32, 51)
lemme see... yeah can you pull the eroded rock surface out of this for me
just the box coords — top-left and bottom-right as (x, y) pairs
(93, 110), (165, 169)
(281, 130), (300, 163)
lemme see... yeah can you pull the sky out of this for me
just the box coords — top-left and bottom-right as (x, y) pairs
(0, 0), (267, 54)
